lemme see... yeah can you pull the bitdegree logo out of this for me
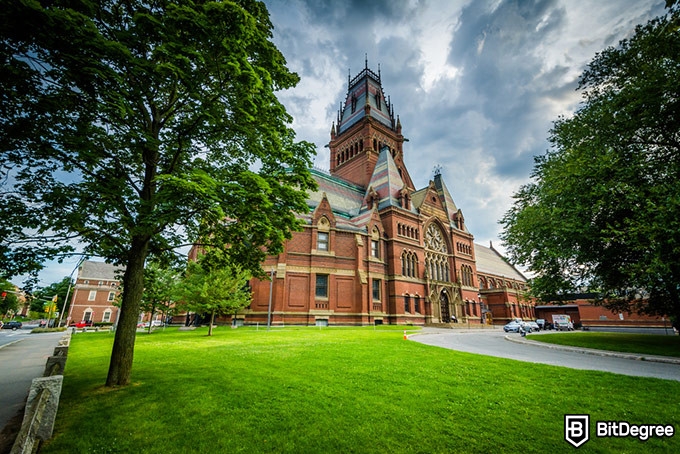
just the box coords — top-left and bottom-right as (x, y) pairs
(565, 415), (590, 448)
(597, 421), (675, 441)
(565, 414), (675, 448)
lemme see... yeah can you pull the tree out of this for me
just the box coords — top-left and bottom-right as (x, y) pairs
(175, 249), (252, 336)
(500, 6), (680, 325)
(139, 261), (179, 333)
(31, 276), (73, 317)
(0, 1), (316, 386)
(0, 279), (20, 318)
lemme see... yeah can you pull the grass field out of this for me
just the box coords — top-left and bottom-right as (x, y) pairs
(527, 332), (680, 357)
(41, 327), (679, 453)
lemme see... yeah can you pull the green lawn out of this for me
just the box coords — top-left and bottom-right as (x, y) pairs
(527, 332), (680, 357)
(41, 327), (679, 453)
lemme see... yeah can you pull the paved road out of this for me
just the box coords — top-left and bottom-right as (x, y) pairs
(411, 328), (680, 381)
(0, 330), (64, 431)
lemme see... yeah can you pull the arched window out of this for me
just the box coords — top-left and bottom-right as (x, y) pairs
(461, 265), (473, 287)
(401, 251), (418, 278)
(404, 294), (410, 313)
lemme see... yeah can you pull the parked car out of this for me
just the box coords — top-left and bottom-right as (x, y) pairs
(138, 320), (163, 328)
(2, 321), (23, 330)
(525, 321), (540, 332)
(70, 320), (93, 328)
(503, 321), (522, 332)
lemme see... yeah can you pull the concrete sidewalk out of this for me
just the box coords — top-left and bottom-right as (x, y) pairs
(0, 332), (64, 439)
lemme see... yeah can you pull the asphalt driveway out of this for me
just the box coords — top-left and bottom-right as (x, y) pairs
(410, 328), (680, 381)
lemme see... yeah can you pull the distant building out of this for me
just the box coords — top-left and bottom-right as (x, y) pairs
(67, 261), (124, 325)
(535, 295), (667, 330)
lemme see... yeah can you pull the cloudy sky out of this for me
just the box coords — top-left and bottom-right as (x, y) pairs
(15, 0), (667, 288)
(266, 0), (666, 244)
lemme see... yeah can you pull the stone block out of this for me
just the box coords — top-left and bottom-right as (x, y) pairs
(53, 345), (69, 357)
(43, 356), (66, 377)
(24, 376), (63, 440)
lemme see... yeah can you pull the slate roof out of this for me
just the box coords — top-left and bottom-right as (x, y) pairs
(307, 169), (364, 218)
(474, 243), (526, 282)
(361, 147), (414, 212)
(78, 260), (125, 281)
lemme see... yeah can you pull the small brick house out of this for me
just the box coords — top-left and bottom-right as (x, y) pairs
(238, 63), (533, 327)
(66, 261), (124, 325)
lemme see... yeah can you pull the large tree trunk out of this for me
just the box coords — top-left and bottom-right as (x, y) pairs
(106, 236), (149, 387)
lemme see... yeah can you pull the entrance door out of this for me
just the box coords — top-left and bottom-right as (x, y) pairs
(440, 291), (450, 323)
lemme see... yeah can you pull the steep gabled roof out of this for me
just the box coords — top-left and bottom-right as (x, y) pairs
(433, 173), (469, 233)
(360, 147), (410, 212)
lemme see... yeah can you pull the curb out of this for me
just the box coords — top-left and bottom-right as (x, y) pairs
(0, 339), (23, 350)
(504, 335), (680, 365)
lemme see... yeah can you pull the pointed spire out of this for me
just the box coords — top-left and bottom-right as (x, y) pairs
(365, 53), (368, 70)
(378, 63), (381, 82)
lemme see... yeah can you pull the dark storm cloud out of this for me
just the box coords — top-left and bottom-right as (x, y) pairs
(442, 0), (569, 175)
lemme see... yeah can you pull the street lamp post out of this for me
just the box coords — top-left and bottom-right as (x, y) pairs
(57, 256), (85, 328)
(478, 293), (485, 325)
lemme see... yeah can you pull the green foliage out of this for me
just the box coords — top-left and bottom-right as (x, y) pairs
(175, 249), (252, 335)
(31, 276), (73, 313)
(501, 7), (680, 321)
(138, 261), (180, 332)
(0, 278), (20, 316)
(31, 327), (68, 333)
(0, 0), (315, 385)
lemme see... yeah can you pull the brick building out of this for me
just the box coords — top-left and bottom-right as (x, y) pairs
(535, 295), (667, 330)
(66, 260), (124, 325)
(240, 63), (533, 327)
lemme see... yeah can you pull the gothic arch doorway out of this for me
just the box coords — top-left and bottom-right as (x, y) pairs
(440, 290), (450, 323)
